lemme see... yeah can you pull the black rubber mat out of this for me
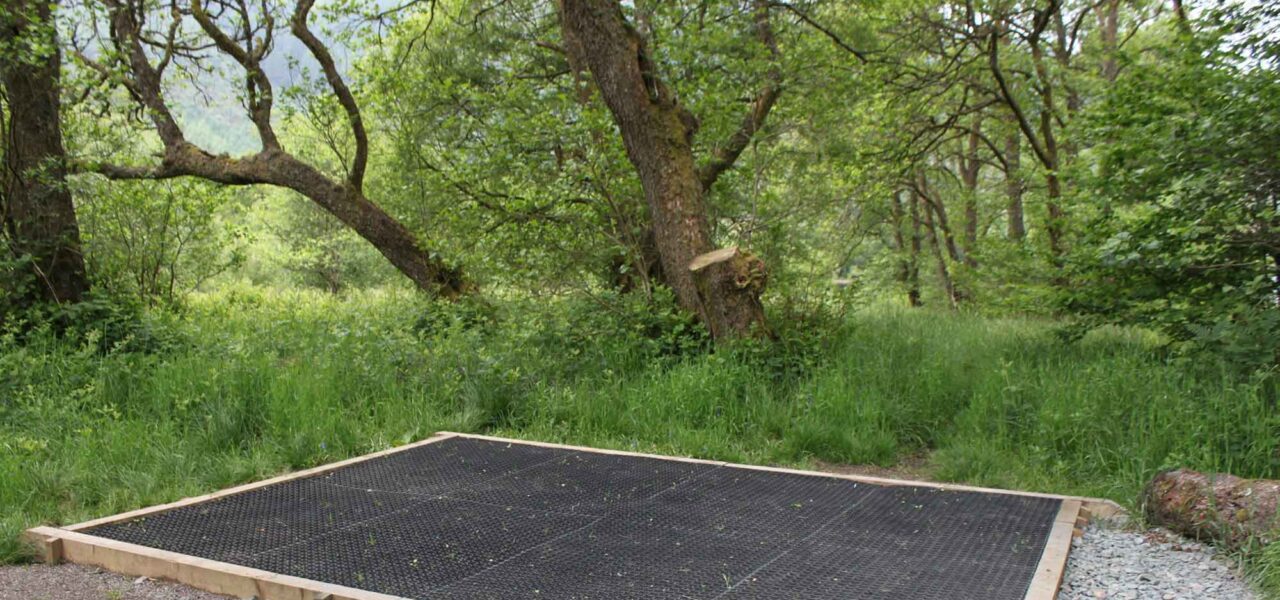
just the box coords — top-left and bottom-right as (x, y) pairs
(84, 436), (1063, 599)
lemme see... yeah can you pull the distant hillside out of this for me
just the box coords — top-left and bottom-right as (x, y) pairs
(169, 23), (355, 156)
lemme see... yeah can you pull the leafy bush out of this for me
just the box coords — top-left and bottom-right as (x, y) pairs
(1069, 13), (1280, 375)
(76, 178), (246, 305)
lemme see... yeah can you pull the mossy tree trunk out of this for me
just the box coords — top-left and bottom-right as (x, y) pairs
(559, 0), (778, 338)
(1, 0), (90, 306)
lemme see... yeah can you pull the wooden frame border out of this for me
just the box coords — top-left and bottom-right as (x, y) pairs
(27, 430), (1110, 600)
(1024, 499), (1083, 600)
(23, 526), (406, 600)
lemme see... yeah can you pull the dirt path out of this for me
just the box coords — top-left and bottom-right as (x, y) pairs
(0, 564), (228, 600)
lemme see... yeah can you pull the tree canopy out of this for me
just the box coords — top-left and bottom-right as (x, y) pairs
(0, 0), (1275, 351)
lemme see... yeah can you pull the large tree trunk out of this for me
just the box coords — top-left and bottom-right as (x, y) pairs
(559, 19), (666, 296)
(273, 155), (468, 297)
(1, 0), (89, 306)
(559, 0), (768, 338)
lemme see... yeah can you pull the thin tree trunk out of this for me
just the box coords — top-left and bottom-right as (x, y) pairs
(990, 13), (1066, 265)
(907, 189), (924, 307)
(559, 0), (770, 338)
(918, 175), (965, 268)
(1171, 0), (1191, 34)
(1, 0), (89, 306)
(960, 116), (982, 264)
(1030, 39), (1067, 264)
(889, 191), (915, 304)
(920, 188), (957, 309)
(1004, 129), (1026, 241)
(1097, 0), (1120, 82)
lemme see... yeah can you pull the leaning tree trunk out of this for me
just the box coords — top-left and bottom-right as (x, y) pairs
(277, 156), (469, 298)
(559, 0), (768, 338)
(1, 0), (89, 306)
(83, 0), (469, 299)
(920, 188), (958, 309)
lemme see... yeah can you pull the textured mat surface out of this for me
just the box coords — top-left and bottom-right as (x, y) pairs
(84, 436), (1062, 599)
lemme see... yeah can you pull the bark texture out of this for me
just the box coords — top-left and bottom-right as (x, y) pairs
(559, 0), (774, 338)
(1, 0), (89, 305)
(1143, 469), (1280, 549)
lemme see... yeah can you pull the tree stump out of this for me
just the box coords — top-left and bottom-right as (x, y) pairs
(688, 246), (770, 339)
(1142, 468), (1280, 549)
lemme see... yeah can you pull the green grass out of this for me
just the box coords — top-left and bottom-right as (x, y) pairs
(2, 287), (1277, 592)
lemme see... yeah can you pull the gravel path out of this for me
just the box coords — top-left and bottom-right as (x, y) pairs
(1060, 520), (1259, 600)
(0, 520), (1263, 600)
(0, 564), (228, 600)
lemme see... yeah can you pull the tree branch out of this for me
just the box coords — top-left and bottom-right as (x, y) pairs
(189, 0), (280, 149)
(103, 0), (187, 145)
(291, 0), (368, 190)
(769, 1), (868, 62)
(988, 25), (1052, 169)
(697, 0), (782, 191)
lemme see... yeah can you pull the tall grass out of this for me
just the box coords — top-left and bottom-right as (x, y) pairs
(2, 287), (1277, 590)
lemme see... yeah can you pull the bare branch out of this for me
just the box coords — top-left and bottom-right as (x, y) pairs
(188, 0), (280, 149)
(292, 0), (369, 190)
(769, 1), (868, 62)
(103, 0), (187, 145)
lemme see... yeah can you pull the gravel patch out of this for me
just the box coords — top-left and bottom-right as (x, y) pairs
(1060, 520), (1259, 600)
(0, 563), (228, 600)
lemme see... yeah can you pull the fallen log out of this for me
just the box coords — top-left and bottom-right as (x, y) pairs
(1142, 468), (1280, 549)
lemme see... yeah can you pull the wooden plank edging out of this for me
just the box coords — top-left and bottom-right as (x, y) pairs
(23, 526), (407, 600)
(1024, 499), (1083, 600)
